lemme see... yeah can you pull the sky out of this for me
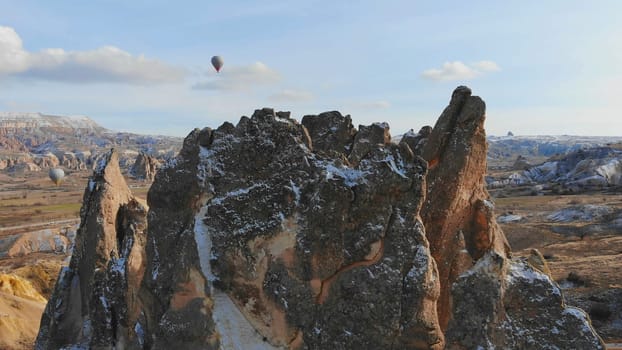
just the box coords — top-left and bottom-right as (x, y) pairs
(1, 0), (621, 137)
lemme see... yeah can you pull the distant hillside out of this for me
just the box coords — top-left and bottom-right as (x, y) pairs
(0, 112), (104, 131)
(487, 135), (622, 160)
(0, 112), (182, 175)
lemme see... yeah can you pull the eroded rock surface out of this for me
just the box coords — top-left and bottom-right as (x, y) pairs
(37, 87), (605, 349)
(130, 152), (160, 181)
(419, 86), (510, 329)
(446, 253), (604, 350)
(36, 149), (148, 350)
(139, 108), (443, 349)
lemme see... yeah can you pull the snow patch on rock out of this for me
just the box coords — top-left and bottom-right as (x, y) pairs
(194, 204), (280, 349)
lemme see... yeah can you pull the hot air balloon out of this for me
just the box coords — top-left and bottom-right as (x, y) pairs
(48, 168), (65, 186)
(211, 55), (224, 72)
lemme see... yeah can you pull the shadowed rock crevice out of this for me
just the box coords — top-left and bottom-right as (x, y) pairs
(314, 211), (389, 305)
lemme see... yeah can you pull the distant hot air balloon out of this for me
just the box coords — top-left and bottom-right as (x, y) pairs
(211, 55), (224, 72)
(48, 168), (65, 186)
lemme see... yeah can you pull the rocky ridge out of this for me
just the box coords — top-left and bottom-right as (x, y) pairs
(36, 87), (605, 349)
(486, 144), (622, 195)
(0, 112), (180, 175)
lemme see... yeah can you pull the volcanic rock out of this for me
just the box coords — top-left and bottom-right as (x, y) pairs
(400, 126), (432, 157)
(130, 152), (160, 181)
(525, 146), (622, 192)
(446, 253), (604, 349)
(512, 155), (531, 170)
(37, 88), (605, 349)
(138, 108), (442, 349)
(300, 111), (355, 154)
(0, 274), (47, 350)
(36, 149), (148, 350)
(60, 152), (88, 170)
(420, 86), (511, 329)
(0, 229), (70, 258)
(8, 161), (41, 174)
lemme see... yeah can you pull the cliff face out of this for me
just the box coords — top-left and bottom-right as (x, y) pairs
(36, 87), (605, 349)
(419, 86), (511, 329)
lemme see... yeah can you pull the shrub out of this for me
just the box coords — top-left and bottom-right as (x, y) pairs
(567, 271), (591, 287)
(589, 302), (611, 320)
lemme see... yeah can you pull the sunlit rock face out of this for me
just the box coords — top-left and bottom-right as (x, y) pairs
(419, 86), (511, 330)
(37, 87), (605, 349)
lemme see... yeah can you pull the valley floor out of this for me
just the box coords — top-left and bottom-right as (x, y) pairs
(493, 191), (622, 342)
(0, 171), (620, 347)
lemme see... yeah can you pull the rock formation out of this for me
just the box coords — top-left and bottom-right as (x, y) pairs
(512, 155), (531, 170)
(419, 86), (511, 329)
(36, 149), (148, 350)
(130, 152), (160, 181)
(525, 146), (622, 192)
(33, 153), (61, 169)
(37, 88), (605, 349)
(7, 161), (42, 174)
(60, 152), (88, 170)
(1, 228), (70, 258)
(0, 112), (181, 175)
(400, 126), (432, 156)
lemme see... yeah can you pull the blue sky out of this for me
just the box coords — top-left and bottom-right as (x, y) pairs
(1, 1), (621, 136)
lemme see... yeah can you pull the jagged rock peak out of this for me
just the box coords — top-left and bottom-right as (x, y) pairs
(139, 108), (443, 349)
(130, 152), (160, 182)
(37, 87), (606, 349)
(417, 86), (604, 348)
(36, 148), (148, 350)
(94, 148), (117, 175)
(301, 111), (356, 154)
(400, 126), (433, 157)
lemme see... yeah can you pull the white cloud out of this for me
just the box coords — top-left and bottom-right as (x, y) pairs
(471, 60), (501, 72)
(421, 60), (501, 81)
(0, 26), (30, 74)
(269, 89), (314, 102)
(193, 62), (280, 91)
(0, 25), (184, 84)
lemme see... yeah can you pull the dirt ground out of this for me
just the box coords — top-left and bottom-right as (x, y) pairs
(1, 170), (620, 346)
(0, 171), (149, 231)
(493, 192), (622, 343)
(0, 170), (150, 350)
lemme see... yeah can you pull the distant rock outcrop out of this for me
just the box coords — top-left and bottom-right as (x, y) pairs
(512, 154), (531, 170)
(0, 112), (181, 175)
(0, 229), (70, 258)
(130, 152), (160, 181)
(525, 146), (622, 192)
(38, 88), (605, 349)
(8, 161), (41, 174)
